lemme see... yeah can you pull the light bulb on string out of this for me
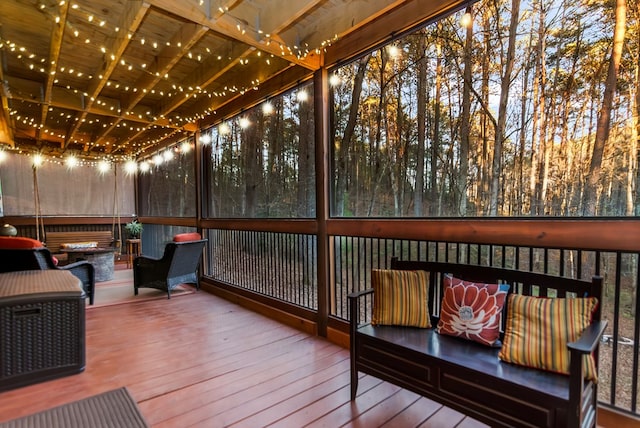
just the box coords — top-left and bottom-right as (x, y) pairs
(124, 159), (138, 174)
(180, 141), (192, 153)
(199, 133), (211, 145)
(296, 90), (308, 102)
(460, 8), (473, 28)
(262, 101), (274, 115)
(66, 155), (79, 169)
(97, 160), (111, 173)
(32, 154), (44, 168)
(139, 161), (150, 173)
(219, 122), (231, 135)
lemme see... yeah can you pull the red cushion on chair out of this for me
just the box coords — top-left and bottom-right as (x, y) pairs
(173, 232), (202, 242)
(0, 236), (45, 249)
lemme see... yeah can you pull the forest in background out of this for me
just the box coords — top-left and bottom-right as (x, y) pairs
(161, 0), (639, 220)
(332, 0), (639, 217)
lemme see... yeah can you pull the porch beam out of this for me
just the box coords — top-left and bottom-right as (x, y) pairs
(326, 219), (640, 253)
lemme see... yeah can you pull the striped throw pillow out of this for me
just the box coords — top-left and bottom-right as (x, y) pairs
(371, 269), (430, 328)
(498, 294), (599, 381)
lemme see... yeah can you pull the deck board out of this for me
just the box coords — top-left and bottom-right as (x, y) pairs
(0, 275), (487, 427)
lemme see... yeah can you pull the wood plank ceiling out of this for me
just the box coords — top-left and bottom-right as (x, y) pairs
(0, 0), (458, 161)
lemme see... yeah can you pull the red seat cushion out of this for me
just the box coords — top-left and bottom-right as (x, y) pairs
(173, 232), (202, 242)
(0, 236), (45, 249)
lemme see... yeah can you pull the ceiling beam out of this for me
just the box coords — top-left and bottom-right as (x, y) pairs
(0, 46), (14, 147)
(324, 0), (467, 66)
(157, 45), (253, 118)
(4, 76), (177, 127)
(195, 63), (310, 128)
(36, 0), (70, 144)
(64, 0), (150, 149)
(95, 22), (208, 147)
(146, 0), (320, 70)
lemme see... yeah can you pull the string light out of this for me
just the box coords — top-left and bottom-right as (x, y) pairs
(296, 90), (309, 102)
(262, 101), (274, 115)
(460, 9), (473, 28)
(65, 155), (79, 168)
(32, 154), (44, 168)
(180, 141), (192, 153)
(388, 45), (400, 58)
(239, 117), (250, 129)
(219, 122), (231, 135)
(199, 133), (211, 145)
(124, 159), (138, 174)
(0, 1), (334, 166)
(97, 160), (111, 173)
(163, 150), (174, 161)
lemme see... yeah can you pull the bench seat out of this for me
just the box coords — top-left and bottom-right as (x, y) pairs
(349, 259), (606, 428)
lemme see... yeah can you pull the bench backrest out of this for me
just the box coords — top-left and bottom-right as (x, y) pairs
(390, 258), (603, 333)
(45, 231), (114, 254)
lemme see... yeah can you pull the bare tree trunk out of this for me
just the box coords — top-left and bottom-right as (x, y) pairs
(297, 94), (315, 217)
(490, 0), (521, 216)
(430, 34), (442, 216)
(458, 5), (473, 217)
(480, 9), (491, 215)
(334, 56), (369, 216)
(518, 27), (534, 215)
(529, 2), (546, 216)
(242, 111), (262, 217)
(629, 27), (640, 216)
(583, 0), (626, 215)
(415, 36), (427, 217)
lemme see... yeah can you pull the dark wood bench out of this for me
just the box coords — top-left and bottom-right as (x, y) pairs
(45, 231), (115, 262)
(348, 258), (606, 428)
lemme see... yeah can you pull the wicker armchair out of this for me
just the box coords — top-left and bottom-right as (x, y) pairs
(133, 239), (207, 298)
(0, 248), (95, 305)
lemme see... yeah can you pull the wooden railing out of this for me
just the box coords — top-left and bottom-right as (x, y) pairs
(8, 216), (639, 418)
(194, 218), (640, 419)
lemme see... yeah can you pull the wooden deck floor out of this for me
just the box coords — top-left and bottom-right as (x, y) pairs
(0, 274), (629, 427)
(0, 281), (490, 427)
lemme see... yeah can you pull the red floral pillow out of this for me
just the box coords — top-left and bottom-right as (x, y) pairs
(436, 275), (510, 347)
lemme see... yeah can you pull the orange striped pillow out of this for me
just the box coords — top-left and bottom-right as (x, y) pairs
(498, 294), (599, 381)
(371, 269), (430, 328)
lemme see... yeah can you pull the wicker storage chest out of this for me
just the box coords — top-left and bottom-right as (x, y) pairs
(0, 270), (85, 391)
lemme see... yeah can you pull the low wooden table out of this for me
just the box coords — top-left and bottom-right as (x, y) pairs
(63, 247), (115, 282)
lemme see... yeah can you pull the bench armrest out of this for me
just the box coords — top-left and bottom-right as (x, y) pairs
(567, 320), (608, 354)
(348, 288), (373, 332)
(347, 288), (374, 300)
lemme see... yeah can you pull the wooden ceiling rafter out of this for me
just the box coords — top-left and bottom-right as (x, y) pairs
(146, 0), (320, 70)
(0, 0), (466, 160)
(36, 0), (70, 144)
(98, 21), (209, 151)
(0, 37), (14, 146)
(63, 0), (150, 149)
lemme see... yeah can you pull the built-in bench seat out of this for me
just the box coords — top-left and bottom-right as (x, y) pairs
(348, 258), (606, 428)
